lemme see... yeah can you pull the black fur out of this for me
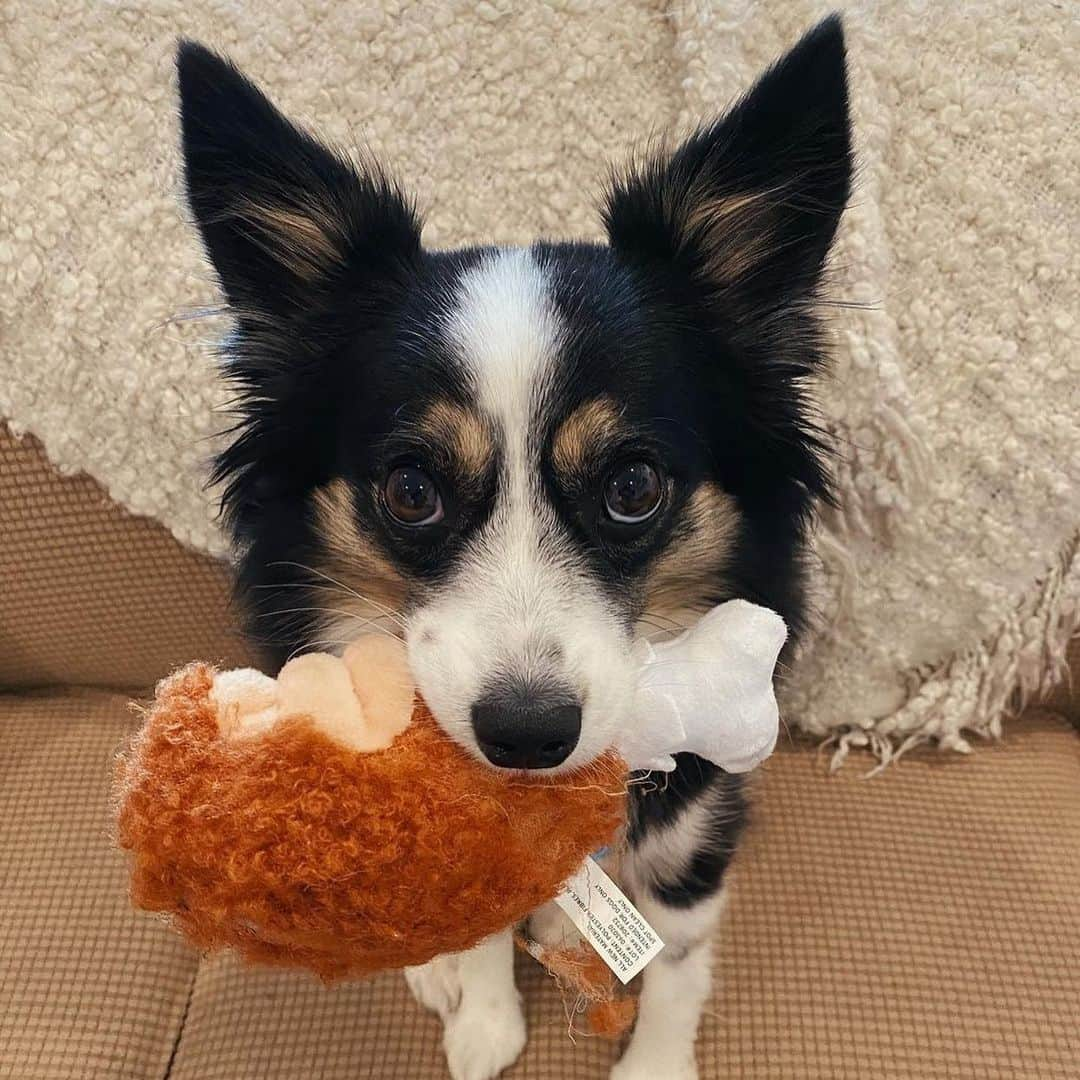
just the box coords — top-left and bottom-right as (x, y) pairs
(178, 18), (850, 913)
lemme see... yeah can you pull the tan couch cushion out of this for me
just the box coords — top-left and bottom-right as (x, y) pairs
(0, 424), (253, 691)
(4, 686), (1077, 1079)
(0, 689), (198, 1079)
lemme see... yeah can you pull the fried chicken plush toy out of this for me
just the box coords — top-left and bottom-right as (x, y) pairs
(115, 600), (786, 1008)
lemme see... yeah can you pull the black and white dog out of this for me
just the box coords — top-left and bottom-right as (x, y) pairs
(177, 15), (850, 1079)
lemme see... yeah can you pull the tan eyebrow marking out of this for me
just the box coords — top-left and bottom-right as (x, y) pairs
(416, 399), (496, 485)
(551, 397), (627, 477)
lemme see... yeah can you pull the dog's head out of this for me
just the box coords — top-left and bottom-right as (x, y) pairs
(179, 17), (850, 773)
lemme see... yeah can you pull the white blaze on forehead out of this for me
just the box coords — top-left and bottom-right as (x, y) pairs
(441, 246), (568, 682)
(445, 246), (561, 462)
(405, 246), (638, 772)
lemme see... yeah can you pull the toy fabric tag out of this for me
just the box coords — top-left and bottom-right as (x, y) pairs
(555, 857), (664, 983)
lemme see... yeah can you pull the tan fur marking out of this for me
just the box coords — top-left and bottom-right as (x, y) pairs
(239, 200), (344, 280)
(418, 400), (494, 484)
(311, 478), (408, 622)
(679, 188), (774, 288)
(551, 397), (625, 477)
(683, 190), (766, 231)
(644, 482), (740, 614)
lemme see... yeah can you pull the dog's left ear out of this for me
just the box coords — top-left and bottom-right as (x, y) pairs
(177, 41), (421, 322)
(603, 15), (851, 321)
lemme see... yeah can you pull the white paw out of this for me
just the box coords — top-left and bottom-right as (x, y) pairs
(611, 1053), (698, 1080)
(405, 956), (461, 1020)
(443, 994), (527, 1080)
(526, 901), (581, 951)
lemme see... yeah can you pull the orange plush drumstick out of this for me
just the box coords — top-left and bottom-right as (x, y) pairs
(115, 637), (626, 980)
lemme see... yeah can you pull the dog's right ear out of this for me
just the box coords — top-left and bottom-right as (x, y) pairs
(603, 16), (850, 325)
(177, 41), (421, 320)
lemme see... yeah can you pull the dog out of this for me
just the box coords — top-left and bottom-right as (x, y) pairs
(176, 14), (850, 1079)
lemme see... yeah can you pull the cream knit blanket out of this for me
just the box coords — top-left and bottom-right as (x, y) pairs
(2, 1), (1077, 767)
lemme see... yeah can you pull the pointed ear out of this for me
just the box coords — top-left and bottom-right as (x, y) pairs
(603, 16), (851, 319)
(177, 41), (421, 319)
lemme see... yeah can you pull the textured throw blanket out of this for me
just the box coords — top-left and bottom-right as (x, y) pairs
(2, 1), (1077, 767)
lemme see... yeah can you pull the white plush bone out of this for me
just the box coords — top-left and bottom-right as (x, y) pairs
(618, 599), (787, 774)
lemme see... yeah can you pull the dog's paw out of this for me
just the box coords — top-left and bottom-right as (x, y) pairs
(443, 993), (526, 1080)
(611, 1052), (698, 1080)
(405, 956), (461, 1020)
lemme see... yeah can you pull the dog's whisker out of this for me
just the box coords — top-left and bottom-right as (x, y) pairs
(282, 634), (411, 662)
(249, 581), (402, 617)
(268, 560), (409, 629)
(255, 605), (405, 638)
(252, 601), (403, 647)
(283, 638), (354, 663)
(641, 609), (692, 632)
(254, 603), (397, 620)
(635, 617), (681, 639)
(777, 712), (795, 745)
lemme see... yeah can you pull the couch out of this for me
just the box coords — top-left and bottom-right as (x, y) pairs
(2, 422), (1078, 1080)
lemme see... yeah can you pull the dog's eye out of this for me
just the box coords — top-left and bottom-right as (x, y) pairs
(384, 466), (444, 526)
(603, 461), (662, 524)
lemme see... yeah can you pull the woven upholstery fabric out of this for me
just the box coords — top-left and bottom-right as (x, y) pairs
(717, 710), (1080, 1080)
(2, 424), (1079, 1079)
(0, 689), (198, 1080)
(0, 424), (253, 691)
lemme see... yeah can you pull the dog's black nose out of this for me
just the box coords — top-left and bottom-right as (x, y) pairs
(471, 691), (582, 770)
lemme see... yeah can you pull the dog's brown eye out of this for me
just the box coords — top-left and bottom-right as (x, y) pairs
(384, 466), (443, 526)
(604, 461), (662, 524)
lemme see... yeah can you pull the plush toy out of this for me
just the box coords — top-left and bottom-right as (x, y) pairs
(115, 599), (785, 1026)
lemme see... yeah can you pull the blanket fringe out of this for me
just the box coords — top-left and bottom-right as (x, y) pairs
(823, 529), (1080, 775)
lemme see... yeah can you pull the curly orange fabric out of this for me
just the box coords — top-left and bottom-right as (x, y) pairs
(115, 664), (627, 980)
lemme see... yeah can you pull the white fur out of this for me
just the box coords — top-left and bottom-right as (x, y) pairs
(527, 818), (731, 1080)
(609, 797), (734, 1079)
(406, 247), (637, 773)
(404, 247), (643, 1080)
(610, 888), (727, 1080)
(626, 798), (717, 895)
(527, 809), (729, 1079)
(405, 930), (525, 1080)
